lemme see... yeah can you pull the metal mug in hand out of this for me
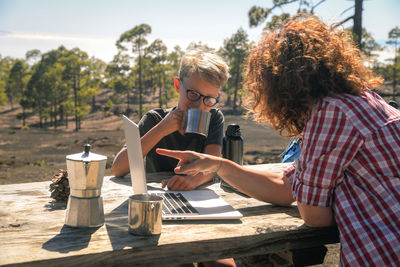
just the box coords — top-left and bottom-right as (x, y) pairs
(128, 194), (163, 235)
(184, 109), (211, 137)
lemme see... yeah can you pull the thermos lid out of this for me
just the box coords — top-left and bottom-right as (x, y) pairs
(66, 144), (107, 162)
(226, 124), (242, 137)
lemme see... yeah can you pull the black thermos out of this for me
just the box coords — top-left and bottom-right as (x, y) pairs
(223, 124), (243, 165)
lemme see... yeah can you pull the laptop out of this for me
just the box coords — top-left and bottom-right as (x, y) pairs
(122, 115), (243, 220)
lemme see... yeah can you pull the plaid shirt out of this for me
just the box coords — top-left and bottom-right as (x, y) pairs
(284, 90), (400, 266)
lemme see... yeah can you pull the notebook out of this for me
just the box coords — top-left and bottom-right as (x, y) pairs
(122, 115), (243, 220)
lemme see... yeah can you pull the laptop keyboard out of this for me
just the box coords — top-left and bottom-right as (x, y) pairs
(154, 192), (199, 215)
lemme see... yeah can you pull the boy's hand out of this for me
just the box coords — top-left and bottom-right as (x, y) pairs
(161, 175), (196, 191)
(159, 108), (185, 135)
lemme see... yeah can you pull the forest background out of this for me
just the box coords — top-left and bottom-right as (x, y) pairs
(1, 0), (399, 131)
(0, 0), (399, 180)
(0, 0), (399, 181)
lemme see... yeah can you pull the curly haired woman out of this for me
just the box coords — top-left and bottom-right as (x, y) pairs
(157, 17), (400, 266)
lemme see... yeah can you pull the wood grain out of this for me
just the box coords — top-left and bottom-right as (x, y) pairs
(0, 163), (338, 266)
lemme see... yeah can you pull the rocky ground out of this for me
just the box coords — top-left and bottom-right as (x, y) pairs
(0, 105), (290, 185)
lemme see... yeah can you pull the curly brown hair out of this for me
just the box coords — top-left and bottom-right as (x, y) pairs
(245, 17), (382, 136)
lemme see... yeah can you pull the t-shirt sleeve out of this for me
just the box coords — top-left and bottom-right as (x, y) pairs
(291, 102), (363, 207)
(205, 109), (224, 146)
(138, 109), (163, 137)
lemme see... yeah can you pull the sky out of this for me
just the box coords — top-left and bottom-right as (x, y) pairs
(0, 0), (399, 63)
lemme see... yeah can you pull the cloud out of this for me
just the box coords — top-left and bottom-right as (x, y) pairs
(0, 31), (118, 62)
(0, 31), (224, 62)
(1, 30), (113, 43)
(0, 30), (12, 35)
(3, 30), (391, 64)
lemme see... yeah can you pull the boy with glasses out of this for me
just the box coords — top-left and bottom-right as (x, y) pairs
(112, 49), (230, 191)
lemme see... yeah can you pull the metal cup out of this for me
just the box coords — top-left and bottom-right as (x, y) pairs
(184, 109), (211, 137)
(128, 194), (163, 235)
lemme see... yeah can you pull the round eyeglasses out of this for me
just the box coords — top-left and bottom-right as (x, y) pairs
(179, 79), (220, 107)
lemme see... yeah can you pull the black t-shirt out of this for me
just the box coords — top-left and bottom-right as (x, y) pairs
(138, 108), (224, 173)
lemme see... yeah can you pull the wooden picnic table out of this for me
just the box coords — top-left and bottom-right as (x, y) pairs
(0, 163), (339, 266)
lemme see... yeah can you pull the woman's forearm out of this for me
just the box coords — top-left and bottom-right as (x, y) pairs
(156, 148), (294, 205)
(218, 159), (294, 206)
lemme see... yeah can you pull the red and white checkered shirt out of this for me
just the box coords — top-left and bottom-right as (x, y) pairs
(284, 90), (400, 266)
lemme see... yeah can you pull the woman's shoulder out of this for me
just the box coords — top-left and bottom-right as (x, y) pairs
(314, 90), (393, 135)
(319, 90), (374, 111)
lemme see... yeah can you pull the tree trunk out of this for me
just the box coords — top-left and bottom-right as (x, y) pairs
(150, 73), (155, 95)
(138, 39), (143, 118)
(162, 72), (167, 106)
(158, 74), (162, 108)
(9, 97), (13, 110)
(50, 102), (54, 127)
(233, 58), (241, 111)
(22, 106), (26, 126)
(39, 103), (43, 128)
(353, 0), (363, 48)
(126, 90), (130, 113)
(54, 102), (57, 129)
(91, 95), (96, 112)
(225, 94), (231, 107)
(74, 77), (79, 132)
(59, 105), (64, 125)
(393, 41), (398, 101)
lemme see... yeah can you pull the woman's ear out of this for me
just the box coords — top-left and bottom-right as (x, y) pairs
(173, 77), (180, 93)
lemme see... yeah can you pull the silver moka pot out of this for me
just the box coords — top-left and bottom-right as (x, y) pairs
(65, 144), (107, 227)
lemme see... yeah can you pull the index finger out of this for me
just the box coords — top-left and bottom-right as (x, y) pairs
(156, 148), (193, 161)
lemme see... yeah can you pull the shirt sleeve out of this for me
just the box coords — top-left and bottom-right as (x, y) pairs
(138, 109), (163, 137)
(291, 101), (363, 207)
(283, 163), (296, 184)
(205, 109), (224, 146)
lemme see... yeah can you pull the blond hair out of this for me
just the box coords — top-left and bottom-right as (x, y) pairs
(179, 50), (230, 88)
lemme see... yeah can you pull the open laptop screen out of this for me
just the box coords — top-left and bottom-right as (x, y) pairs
(122, 115), (148, 194)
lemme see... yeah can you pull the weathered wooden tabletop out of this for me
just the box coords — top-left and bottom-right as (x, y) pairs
(0, 163), (339, 266)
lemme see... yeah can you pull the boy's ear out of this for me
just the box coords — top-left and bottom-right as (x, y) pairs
(173, 77), (180, 93)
